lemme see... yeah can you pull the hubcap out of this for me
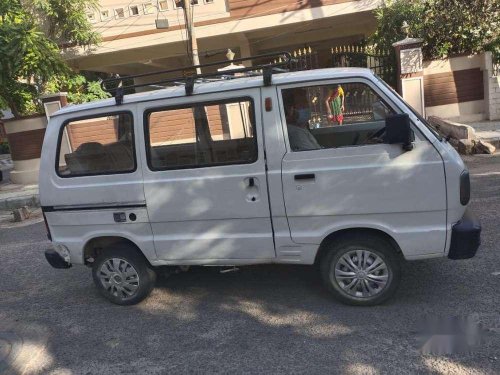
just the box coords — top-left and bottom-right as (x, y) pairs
(332, 250), (389, 298)
(99, 258), (139, 299)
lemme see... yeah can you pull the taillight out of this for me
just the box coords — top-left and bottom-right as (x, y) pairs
(460, 170), (470, 206)
(42, 210), (52, 241)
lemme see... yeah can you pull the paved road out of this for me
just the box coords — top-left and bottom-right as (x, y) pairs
(0, 155), (499, 374)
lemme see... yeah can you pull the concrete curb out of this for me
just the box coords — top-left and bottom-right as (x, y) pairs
(0, 194), (40, 210)
(428, 116), (497, 155)
(428, 116), (476, 140)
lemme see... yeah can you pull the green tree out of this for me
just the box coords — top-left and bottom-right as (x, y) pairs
(371, 0), (500, 60)
(0, 0), (101, 118)
(45, 73), (111, 104)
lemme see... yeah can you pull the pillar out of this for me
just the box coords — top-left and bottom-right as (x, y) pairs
(393, 37), (425, 116)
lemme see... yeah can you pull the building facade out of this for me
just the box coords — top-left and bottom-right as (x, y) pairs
(67, 0), (383, 76)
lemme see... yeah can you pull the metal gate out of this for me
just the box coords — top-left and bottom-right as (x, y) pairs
(269, 47), (319, 72)
(331, 45), (397, 88)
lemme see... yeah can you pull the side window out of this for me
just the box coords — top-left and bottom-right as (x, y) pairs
(57, 113), (135, 177)
(146, 98), (257, 170)
(281, 82), (395, 151)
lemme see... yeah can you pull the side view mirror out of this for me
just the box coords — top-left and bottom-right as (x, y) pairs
(385, 113), (414, 151)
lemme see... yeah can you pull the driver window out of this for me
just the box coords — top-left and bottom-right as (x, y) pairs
(281, 82), (395, 151)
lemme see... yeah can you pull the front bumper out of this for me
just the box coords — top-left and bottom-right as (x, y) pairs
(45, 248), (72, 269)
(448, 208), (481, 260)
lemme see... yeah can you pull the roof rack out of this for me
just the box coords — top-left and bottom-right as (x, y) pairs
(101, 51), (292, 105)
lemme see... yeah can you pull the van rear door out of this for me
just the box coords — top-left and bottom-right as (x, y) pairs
(40, 107), (157, 263)
(139, 88), (276, 262)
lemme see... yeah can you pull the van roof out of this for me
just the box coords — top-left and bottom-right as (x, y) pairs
(53, 68), (374, 118)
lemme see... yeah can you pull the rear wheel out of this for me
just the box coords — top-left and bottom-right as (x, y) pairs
(320, 234), (401, 306)
(92, 245), (156, 305)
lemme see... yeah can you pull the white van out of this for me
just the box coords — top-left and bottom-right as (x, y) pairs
(40, 55), (481, 306)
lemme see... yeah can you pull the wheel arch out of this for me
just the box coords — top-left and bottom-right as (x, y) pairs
(83, 236), (151, 266)
(314, 227), (402, 265)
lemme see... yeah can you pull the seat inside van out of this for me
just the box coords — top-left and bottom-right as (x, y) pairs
(150, 138), (255, 169)
(64, 140), (134, 175)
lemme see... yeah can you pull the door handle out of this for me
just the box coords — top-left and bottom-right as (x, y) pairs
(248, 177), (255, 187)
(294, 173), (315, 181)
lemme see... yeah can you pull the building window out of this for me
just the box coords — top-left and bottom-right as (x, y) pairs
(204, 0), (214, 4)
(100, 10), (110, 21)
(114, 8), (125, 19)
(143, 2), (156, 14)
(57, 113), (136, 177)
(173, 0), (199, 7)
(130, 5), (140, 16)
(158, 0), (169, 11)
(87, 13), (97, 23)
(146, 98), (257, 170)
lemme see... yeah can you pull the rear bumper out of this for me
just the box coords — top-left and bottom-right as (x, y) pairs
(448, 208), (481, 260)
(45, 248), (72, 269)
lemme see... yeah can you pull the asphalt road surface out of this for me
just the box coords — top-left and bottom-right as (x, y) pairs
(0, 154), (499, 374)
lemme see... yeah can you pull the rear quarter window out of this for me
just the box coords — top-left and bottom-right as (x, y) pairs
(56, 112), (135, 177)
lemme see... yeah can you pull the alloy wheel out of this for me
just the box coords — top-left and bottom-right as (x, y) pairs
(99, 258), (140, 299)
(331, 250), (389, 298)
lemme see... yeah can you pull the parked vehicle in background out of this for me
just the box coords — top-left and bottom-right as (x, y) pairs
(39, 54), (481, 306)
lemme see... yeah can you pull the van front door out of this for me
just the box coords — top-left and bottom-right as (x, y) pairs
(140, 89), (275, 262)
(278, 80), (447, 259)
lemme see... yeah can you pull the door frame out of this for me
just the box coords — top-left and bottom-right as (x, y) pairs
(137, 88), (277, 263)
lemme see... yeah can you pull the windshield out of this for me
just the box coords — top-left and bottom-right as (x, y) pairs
(373, 74), (442, 140)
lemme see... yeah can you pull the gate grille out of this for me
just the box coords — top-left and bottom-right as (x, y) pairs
(331, 45), (397, 89)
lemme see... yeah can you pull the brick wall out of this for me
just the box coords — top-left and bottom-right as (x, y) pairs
(0, 122), (6, 142)
(7, 128), (46, 161)
(423, 54), (488, 122)
(149, 105), (225, 144)
(424, 68), (484, 107)
(67, 118), (119, 150)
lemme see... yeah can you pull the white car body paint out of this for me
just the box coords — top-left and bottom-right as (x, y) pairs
(39, 68), (468, 266)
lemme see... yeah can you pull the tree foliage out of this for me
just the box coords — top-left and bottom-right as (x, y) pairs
(45, 74), (110, 104)
(28, 0), (100, 46)
(0, 0), (101, 118)
(370, 0), (500, 60)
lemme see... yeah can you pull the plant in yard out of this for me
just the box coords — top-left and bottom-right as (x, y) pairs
(45, 74), (111, 105)
(0, 141), (10, 154)
(0, 0), (101, 118)
(371, 0), (500, 60)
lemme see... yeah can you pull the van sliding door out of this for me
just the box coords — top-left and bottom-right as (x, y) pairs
(139, 88), (276, 262)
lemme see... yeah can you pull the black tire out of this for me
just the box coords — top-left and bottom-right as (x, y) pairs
(319, 233), (402, 306)
(92, 245), (156, 305)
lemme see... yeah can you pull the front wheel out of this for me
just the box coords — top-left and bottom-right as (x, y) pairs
(92, 246), (156, 305)
(320, 234), (402, 306)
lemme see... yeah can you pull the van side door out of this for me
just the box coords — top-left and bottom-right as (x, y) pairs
(139, 88), (276, 262)
(278, 79), (447, 259)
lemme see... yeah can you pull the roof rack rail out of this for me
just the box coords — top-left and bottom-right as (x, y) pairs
(101, 51), (292, 105)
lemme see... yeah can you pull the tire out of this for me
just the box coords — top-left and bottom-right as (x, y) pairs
(92, 245), (156, 305)
(319, 233), (402, 306)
